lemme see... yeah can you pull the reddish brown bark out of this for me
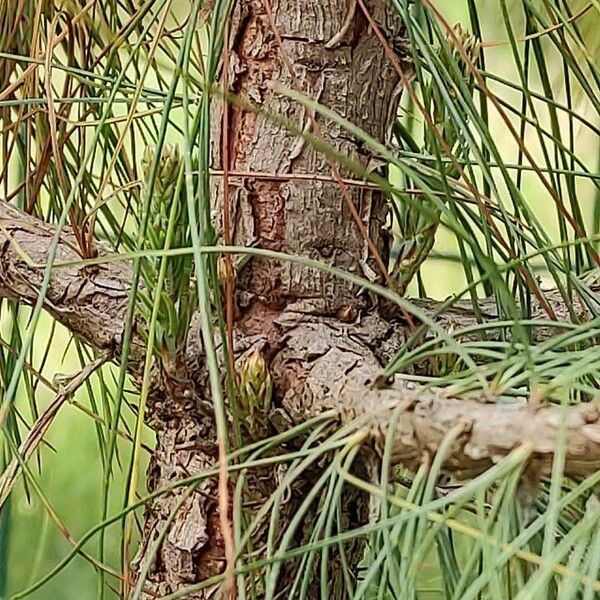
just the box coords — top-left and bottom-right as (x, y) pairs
(212, 0), (405, 325)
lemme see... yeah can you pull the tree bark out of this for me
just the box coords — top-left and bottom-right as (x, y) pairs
(3, 201), (600, 598)
(211, 0), (404, 324)
(132, 1), (408, 596)
(4, 213), (600, 597)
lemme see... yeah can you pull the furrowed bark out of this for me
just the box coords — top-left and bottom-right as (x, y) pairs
(211, 0), (405, 324)
(0, 202), (142, 363)
(3, 208), (600, 482)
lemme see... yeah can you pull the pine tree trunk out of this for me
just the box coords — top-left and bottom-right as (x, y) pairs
(212, 0), (404, 321)
(132, 1), (407, 597)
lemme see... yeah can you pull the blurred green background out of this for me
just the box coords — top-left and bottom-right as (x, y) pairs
(3, 315), (153, 600)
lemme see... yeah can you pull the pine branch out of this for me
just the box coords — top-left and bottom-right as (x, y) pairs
(3, 203), (600, 478)
(342, 380), (600, 480)
(0, 202), (143, 364)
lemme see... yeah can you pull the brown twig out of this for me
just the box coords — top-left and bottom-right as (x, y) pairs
(219, 16), (237, 600)
(0, 349), (111, 508)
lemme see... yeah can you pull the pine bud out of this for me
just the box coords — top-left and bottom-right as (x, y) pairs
(137, 144), (193, 362)
(142, 144), (180, 195)
(238, 349), (272, 420)
(448, 23), (480, 79)
(217, 256), (229, 288)
(142, 145), (180, 240)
